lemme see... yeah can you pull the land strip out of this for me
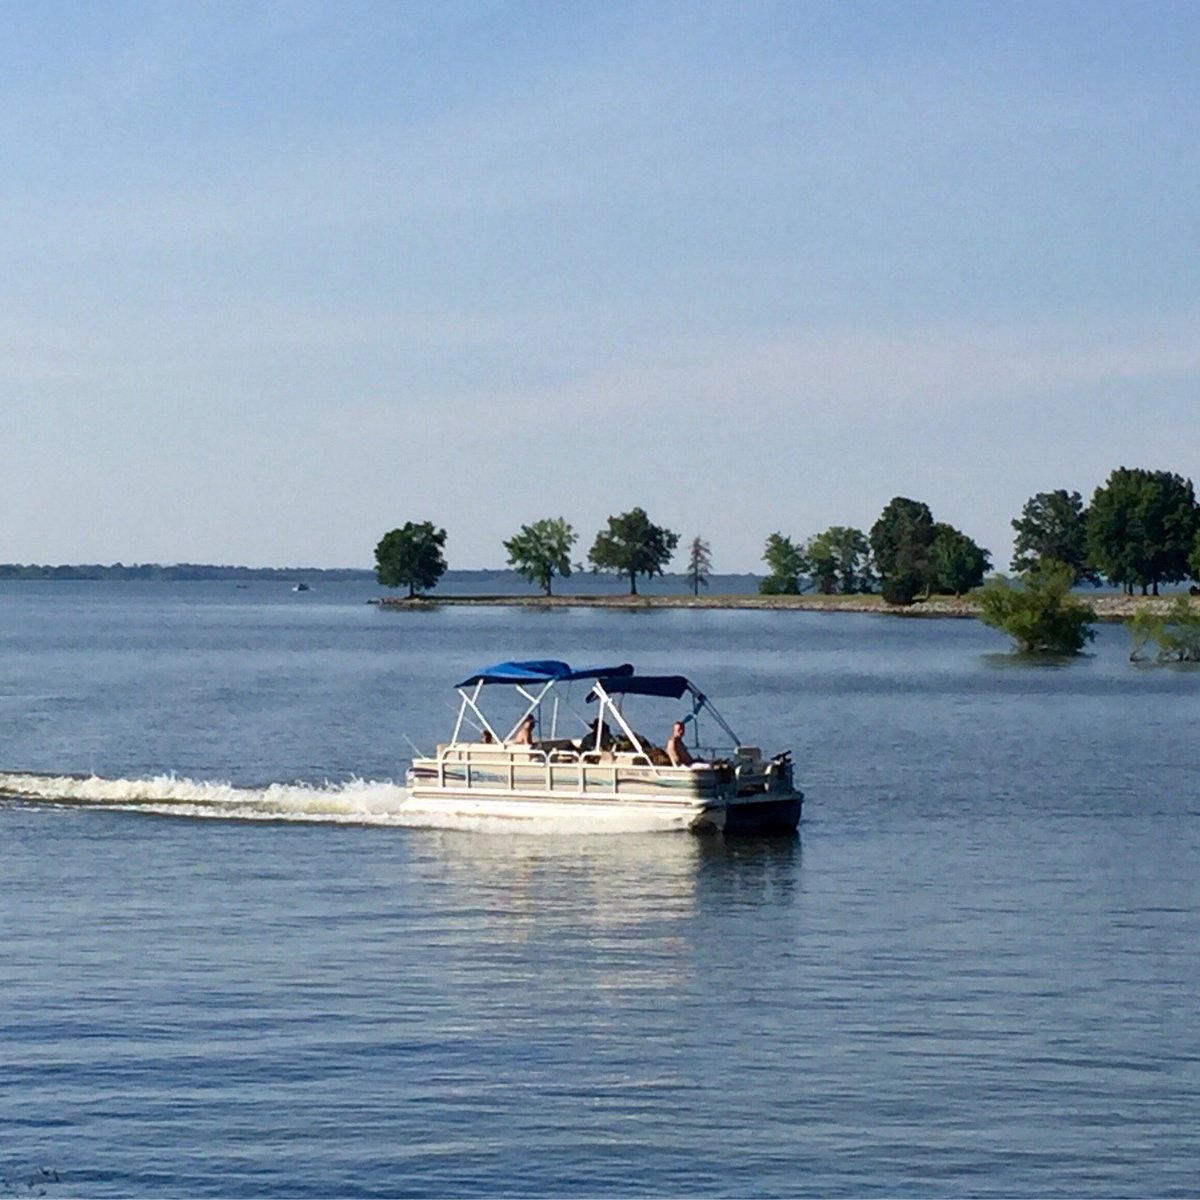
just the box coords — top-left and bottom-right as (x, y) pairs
(373, 593), (1183, 620)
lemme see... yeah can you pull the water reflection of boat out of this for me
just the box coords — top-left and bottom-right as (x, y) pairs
(405, 660), (803, 833)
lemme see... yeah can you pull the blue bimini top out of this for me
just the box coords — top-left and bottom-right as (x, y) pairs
(457, 660), (634, 688)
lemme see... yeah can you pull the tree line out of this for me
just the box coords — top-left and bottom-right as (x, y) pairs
(759, 499), (991, 604)
(374, 509), (689, 598)
(374, 466), (1200, 601)
(376, 498), (995, 602)
(1012, 469), (1199, 595)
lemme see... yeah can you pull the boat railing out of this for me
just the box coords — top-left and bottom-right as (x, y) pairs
(426, 740), (727, 796)
(434, 741), (756, 767)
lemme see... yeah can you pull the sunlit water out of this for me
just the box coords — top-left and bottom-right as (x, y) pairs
(2, 581), (1198, 1197)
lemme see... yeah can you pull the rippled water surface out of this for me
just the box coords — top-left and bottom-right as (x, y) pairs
(2, 581), (1199, 1197)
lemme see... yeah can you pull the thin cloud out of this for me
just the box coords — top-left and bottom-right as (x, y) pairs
(398, 313), (1200, 429)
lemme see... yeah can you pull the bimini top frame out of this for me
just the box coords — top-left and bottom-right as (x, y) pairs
(450, 660), (633, 744)
(586, 674), (741, 757)
(447, 660), (743, 755)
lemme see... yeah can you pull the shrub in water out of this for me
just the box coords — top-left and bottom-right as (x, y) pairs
(1127, 596), (1200, 662)
(977, 561), (1097, 654)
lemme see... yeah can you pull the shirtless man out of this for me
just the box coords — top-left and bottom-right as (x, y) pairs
(512, 714), (535, 744)
(666, 721), (693, 766)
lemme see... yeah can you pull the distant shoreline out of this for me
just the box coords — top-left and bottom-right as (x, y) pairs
(1, 567), (1186, 622)
(0, 564), (373, 582)
(373, 592), (1177, 621)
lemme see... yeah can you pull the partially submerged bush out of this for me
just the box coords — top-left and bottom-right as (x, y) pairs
(1127, 596), (1200, 662)
(977, 561), (1097, 654)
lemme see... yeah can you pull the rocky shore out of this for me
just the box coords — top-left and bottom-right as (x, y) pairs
(373, 592), (1183, 621)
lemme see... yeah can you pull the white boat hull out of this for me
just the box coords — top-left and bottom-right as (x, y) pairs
(403, 783), (726, 832)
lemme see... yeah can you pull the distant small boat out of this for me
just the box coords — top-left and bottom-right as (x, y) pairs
(293, 583), (311, 592)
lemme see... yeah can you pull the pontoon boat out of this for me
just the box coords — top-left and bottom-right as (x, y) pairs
(405, 660), (803, 833)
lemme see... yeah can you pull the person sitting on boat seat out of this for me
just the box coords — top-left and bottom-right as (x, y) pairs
(479, 729), (495, 744)
(583, 715), (613, 751)
(666, 721), (694, 767)
(512, 714), (535, 745)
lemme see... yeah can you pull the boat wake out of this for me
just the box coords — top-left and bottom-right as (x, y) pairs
(0, 771), (415, 824)
(0, 772), (689, 834)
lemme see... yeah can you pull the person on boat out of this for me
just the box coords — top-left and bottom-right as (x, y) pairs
(479, 729), (495, 744)
(666, 721), (694, 767)
(512, 714), (535, 744)
(586, 715), (613, 750)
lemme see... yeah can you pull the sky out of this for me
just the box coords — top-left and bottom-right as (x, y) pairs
(2, 0), (1198, 572)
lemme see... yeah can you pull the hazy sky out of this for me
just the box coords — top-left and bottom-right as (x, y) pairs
(3, 0), (1198, 571)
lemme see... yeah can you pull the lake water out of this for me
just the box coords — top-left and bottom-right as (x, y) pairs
(2, 581), (1198, 1197)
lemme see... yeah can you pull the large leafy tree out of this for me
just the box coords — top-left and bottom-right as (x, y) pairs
(1087, 468), (1198, 595)
(1011, 489), (1095, 582)
(760, 532), (808, 595)
(504, 517), (577, 596)
(1192, 528), (1200, 582)
(588, 507), (679, 595)
(375, 521), (448, 598)
(929, 523), (991, 596)
(686, 536), (712, 597)
(870, 497), (935, 604)
(806, 526), (873, 594)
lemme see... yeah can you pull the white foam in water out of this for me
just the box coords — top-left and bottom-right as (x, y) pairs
(0, 772), (689, 834)
(0, 771), (410, 823)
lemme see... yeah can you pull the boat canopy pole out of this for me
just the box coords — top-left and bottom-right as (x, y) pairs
(685, 685), (740, 747)
(450, 705), (490, 739)
(590, 682), (645, 755)
(454, 677), (587, 743)
(452, 672), (735, 749)
(506, 679), (559, 739)
(453, 680), (500, 743)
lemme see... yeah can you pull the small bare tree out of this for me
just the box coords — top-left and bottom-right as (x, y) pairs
(686, 536), (712, 597)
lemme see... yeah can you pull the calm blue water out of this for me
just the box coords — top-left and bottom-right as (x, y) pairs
(2, 581), (1199, 1197)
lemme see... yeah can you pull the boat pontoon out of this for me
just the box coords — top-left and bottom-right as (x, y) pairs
(405, 660), (802, 833)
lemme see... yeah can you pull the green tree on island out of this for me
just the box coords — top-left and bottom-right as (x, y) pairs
(1011, 489), (1096, 583)
(1087, 468), (1198, 595)
(806, 537), (838, 594)
(374, 521), (448, 598)
(686, 536), (712, 596)
(870, 497), (935, 605)
(759, 532), (808, 594)
(588, 507), (679, 595)
(978, 561), (1097, 655)
(806, 526), (873, 594)
(504, 517), (578, 595)
(929, 523), (990, 596)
